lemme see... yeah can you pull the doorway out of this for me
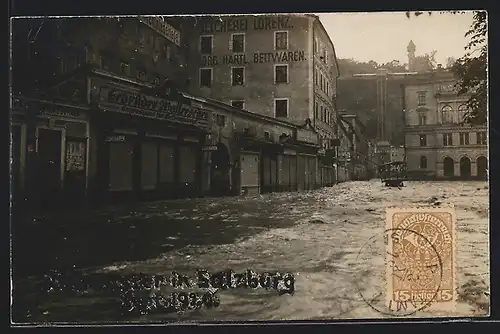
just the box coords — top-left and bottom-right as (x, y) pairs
(37, 128), (63, 205)
(477, 156), (487, 179)
(443, 157), (454, 177)
(210, 143), (230, 196)
(460, 156), (472, 178)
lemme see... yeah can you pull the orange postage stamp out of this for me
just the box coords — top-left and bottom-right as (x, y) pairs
(385, 206), (456, 315)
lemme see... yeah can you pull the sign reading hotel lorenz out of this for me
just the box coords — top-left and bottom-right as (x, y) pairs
(99, 88), (209, 129)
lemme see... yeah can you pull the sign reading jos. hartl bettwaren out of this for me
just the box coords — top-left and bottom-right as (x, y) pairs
(201, 51), (305, 66)
(99, 87), (210, 129)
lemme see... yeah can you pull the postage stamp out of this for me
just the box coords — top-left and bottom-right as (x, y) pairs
(385, 206), (457, 315)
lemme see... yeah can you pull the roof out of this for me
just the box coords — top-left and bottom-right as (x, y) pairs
(306, 14), (340, 79)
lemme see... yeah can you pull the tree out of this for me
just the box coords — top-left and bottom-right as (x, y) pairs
(406, 11), (487, 125)
(446, 56), (457, 68)
(451, 11), (487, 125)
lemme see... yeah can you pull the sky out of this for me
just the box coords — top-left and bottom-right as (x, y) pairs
(318, 11), (475, 66)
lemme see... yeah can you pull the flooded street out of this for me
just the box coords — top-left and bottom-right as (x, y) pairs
(12, 180), (490, 323)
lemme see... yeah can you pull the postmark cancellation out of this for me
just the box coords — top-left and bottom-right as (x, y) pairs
(385, 206), (457, 315)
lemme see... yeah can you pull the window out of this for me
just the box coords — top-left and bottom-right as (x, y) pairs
(274, 99), (288, 118)
(137, 69), (147, 81)
(164, 45), (172, 61)
(215, 114), (226, 127)
(419, 134), (427, 146)
(200, 68), (212, 87)
(274, 64), (288, 84)
(200, 35), (213, 54)
(459, 132), (470, 145)
(443, 133), (453, 146)
(59, 57), (68, 74)
(315, 102), (319, 119)
(120, 61), (130, 76)
(420, 156), (428, 169)
(320, 105), (324, 122)
(441, 105), (453, 123)
(417, 91), (427, 106)
(231, 67), (245, 86)
(231, 33), (245, 53)
(274, 31), (288, 50)
(477, 131), (487, 145)
(320, 74), (323, 90)
(231, 100), (245, 109)
(458, 104), (468, 122)
(315, 68), (318, 86)
(314, 38), (318, 54)
(418, 113), (427, 125)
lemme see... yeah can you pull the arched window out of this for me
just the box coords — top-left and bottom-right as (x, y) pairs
(441, 105), (453, 124)
(458, 104), (468, 123)
(420, 156), (427, 169)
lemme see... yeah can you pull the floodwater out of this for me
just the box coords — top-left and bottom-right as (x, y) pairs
(11, 180), (490, 323)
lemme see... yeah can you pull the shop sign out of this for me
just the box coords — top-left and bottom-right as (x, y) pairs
(202, 50), (305, 66)
(66, 141), (86, 172)
(39, 107), (84, 119)
(105, 135), (126, 142)
(12, 97), (86, 119)
(202, 145), (219, 152)
(296, 128), (318, 145)
(139, 16), (180, 46)
(99, 87), (210, 129)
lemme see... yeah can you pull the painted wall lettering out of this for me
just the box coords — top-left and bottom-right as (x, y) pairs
(139, 16), (180, 46)
(201, 50), (305, 66)
(253, 16), (293, 30)
(253, 50), (305, 63)
(201, 18), (249, 33)
(201, 16), (293, 33)
(296, 128), (319, 145)
(99, 87), (210, 129)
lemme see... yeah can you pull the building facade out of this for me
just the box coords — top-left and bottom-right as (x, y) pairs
(11, 16), (332, 208)
(11, 16), (213, 205)
(185, 14), (339, 186)
(403, 71), (488, 180)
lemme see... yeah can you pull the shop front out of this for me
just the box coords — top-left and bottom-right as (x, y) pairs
(11, 96), (90, 208)
(90, 77), (211, 203)
(278, 147), (298, 192)
(319, 148), (336, 187)
(233, 129), (284, 196)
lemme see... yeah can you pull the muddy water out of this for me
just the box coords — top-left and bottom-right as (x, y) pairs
(15, 181), (490, 322)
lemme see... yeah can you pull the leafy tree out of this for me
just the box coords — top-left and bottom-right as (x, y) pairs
(406, 11), (487, 125)
(446, 56), (457, 68)
(451, 11), (487, 125)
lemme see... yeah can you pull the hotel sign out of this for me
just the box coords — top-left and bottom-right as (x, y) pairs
(99, 87), (210, 129)
(139, 16), (180, 46)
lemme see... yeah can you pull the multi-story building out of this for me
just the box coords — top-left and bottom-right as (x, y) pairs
(11, 16), (331, 206)
(12, 16), (208, 205)
(337, 113), (370, 180)
(185, 14), (340, 186)
(403, 71), (488, 180)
